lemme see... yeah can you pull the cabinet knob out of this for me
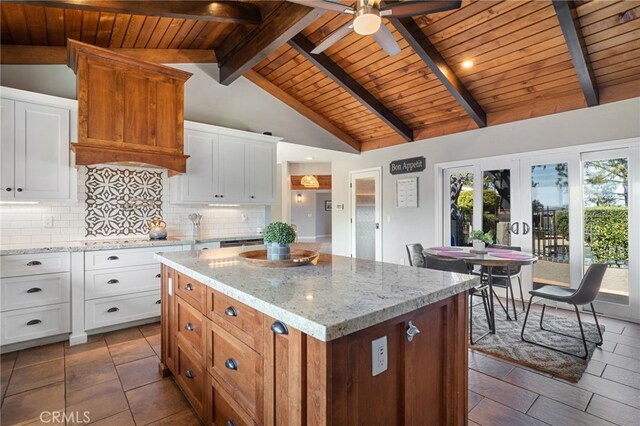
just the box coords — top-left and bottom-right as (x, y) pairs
(16, 188), (23, 192)
(155, 273), (161, 278)
(406, 320), (420, 342)
(271, 321), (288, 335)
(185, 370), (195, 379)
(107, 279), (119, 285)
(107, 307), (119, 313)
(224, 358), (238, 371)
(214, 195), (219, 198)
(220, 195), (224, 198)
(26, 261), (42, 266)
(185, 283), (194, 291)
(107, 256), (119, 261)
(27, 319), (42, 326)
(224, 306), (237, 317)
(155, 299), (161, 305)
(27, 287), (42, 293)
(251, 195), (255, 199)
(5, 188), (11, 192)
(226, 421), (235, 426)
(185, 323), (194, 331)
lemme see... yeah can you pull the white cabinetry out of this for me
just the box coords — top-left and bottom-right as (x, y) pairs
(1, 88), (76, 201)
(171, 121), (279, 204)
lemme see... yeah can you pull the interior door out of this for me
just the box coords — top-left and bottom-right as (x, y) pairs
(350, 168), (382, 261)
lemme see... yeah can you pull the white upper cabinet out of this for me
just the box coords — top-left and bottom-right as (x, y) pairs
(1, 88), (75, 202)
(171, 122), (279, 204)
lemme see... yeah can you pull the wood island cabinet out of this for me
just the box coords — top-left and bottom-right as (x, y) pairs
(160, 265), (468, 425)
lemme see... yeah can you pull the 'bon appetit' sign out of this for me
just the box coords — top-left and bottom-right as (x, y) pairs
(389, 156), (426, 175)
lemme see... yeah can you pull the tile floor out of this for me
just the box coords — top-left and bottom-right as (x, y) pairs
(0, 305), (639, 425)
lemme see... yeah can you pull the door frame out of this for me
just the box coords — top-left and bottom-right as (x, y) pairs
(350, 167), (382, 261)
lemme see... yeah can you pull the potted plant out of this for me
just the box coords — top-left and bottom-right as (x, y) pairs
(470, 230), (493, 251)
(263, 221), (297, 260)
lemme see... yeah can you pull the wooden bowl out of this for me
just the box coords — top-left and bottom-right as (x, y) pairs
(238, 249), (320, 267)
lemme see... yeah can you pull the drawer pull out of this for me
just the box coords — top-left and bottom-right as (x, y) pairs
(224, 358), (238, 371)
(107, 307), (119, 313)
(185, 283), (194, 291)
(16, 188), (23, 192)
(155, 273), (161, 278)
(26, 260), (42, 266)
(27, 287), (42, 293)
(155, 299), (161, 305)
(271, 321), (288, 335)
(224, 306), (238, 317)
(226, 421), (236, 426)
(107, 256), (119, 261)
(107, 279), (119, 285)
(26, 319), (42, 326)
(185, 370), (195, 379)
(185, 323), (195, 331)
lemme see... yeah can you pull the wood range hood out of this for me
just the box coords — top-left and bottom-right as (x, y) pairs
(67, 40), (192, 174)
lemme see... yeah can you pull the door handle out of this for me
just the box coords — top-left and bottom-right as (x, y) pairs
(522, 222), (530, 235)
(510, 222), (520, 235)
(375, 223), (380, 229)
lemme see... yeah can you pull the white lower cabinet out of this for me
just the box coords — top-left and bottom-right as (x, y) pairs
(0, 303), (70, 345)
(85, 291), (161, 330)
(85, 265), (160, 299)
(1, 273), (70, 311)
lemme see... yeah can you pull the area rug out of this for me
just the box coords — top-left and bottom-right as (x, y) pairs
(469, 302), (605, 382)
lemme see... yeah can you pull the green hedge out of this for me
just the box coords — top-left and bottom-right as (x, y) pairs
(585, 206), (628, 264)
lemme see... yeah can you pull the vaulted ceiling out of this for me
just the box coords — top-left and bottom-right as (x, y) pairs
(2, 1), (639, 152)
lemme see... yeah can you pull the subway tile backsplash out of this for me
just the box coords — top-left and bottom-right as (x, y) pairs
(0, 166), (266, 245)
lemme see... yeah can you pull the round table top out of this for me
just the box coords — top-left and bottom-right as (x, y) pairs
(423, 246), (537, 267)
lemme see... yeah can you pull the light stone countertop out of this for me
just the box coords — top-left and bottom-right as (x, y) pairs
(0, 234), (264, 255)
(156, 247), (479, 342)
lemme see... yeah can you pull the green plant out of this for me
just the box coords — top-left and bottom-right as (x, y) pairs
(584, 206), (628, 265)
(263, 222), (296, 245)
(470, 230), (493, 244)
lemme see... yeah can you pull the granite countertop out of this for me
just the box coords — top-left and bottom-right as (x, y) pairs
(156, 247), (479, 342)
(0, 234), (264, 255)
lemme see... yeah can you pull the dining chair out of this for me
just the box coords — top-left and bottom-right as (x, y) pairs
(520, 263), (606, 359)
(424, 253), (491, 344)
(406, 243), (425, 267)
(484, 244), (524, 321)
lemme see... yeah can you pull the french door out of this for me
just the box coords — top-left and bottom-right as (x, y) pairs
(442, 142), (639, 321)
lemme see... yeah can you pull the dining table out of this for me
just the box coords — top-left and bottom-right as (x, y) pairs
(423, 246), (537, 335)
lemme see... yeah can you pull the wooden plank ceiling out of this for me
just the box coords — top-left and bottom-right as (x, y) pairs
(2, 1), (639, 153)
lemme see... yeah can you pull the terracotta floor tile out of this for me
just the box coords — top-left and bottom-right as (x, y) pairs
(65, 343), (111, 368)
(66, 358), (119, 394)
(146, 334), (162, 356)
(66, 378), (129, 425)
(14, 342), (64, 368)
(1, 352), (17, 372)
(147, 408), (202, 425)
(116, 355), (163, 391)
(139, 322), (161, 338)
(127, 379), (189, 425)
(0, 382), (65, 425)
(104, 328), (144, 346)
(6, 358), (64, 396)
(109, 338), (155, 366)
(87, 410), (135, 426)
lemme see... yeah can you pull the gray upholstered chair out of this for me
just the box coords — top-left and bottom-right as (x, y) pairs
(484, 244), (525, 321)
(406, 243), (425, 267)
(424, 253), (491, 344)
(521, 263), (607, 359)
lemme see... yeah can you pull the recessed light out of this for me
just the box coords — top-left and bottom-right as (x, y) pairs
(305, 157), (314, 160)
(462, 60), (474, 69)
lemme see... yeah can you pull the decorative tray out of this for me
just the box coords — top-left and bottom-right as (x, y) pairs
(238, 249), (320, 267)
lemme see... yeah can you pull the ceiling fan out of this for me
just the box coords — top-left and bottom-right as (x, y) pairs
(288, 0), (462, 56)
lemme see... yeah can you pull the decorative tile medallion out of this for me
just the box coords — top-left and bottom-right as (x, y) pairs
(85, 166), (163, 237)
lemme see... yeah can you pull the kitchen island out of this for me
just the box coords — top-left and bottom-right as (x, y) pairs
(156, 247), (479, 426)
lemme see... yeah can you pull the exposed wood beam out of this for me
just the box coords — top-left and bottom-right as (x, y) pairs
(552, 0), (599, 106)
(388, 17), (487, 128)
(218, 2), (323, 85)
(1, 45), (216, 64)
(244, 69), (360, 152)
(4, 1), (262, 25)
(288, 34), (414, 143)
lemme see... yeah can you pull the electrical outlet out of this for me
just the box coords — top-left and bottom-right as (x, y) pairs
(371, 336), (388, 376)
(43, 215), (54, 228)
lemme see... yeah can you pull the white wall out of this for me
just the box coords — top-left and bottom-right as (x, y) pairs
(290, 191), (316, 240)
(315, 192), (332, 237)
(0, 63), (357, 153)
(332, 98), (640, 264)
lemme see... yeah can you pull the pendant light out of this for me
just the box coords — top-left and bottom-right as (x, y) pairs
(300, 175), (320, 188)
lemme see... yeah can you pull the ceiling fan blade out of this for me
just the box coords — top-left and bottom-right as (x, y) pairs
(373, 24), (401, 56)
(380, 0), (462, 18)
(287, 0), (355, 14)
(311, 22), (354, 54)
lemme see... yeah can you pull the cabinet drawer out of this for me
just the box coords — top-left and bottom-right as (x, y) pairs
(176, 271), (206, 313)
(208, 375), (256, 426)
(84, 246), (182, 270)
(85, 291), (160, 330)
(85, 265), (160, 299)
(1, 273), (70, 311)
(176, 296), (206, 362)
(0, 303), (70, 345)
(175, 342), (205, 419)
(1, 252), (70, 278)
(209, 289), (263, 354)
(207, 320), (263, 422)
